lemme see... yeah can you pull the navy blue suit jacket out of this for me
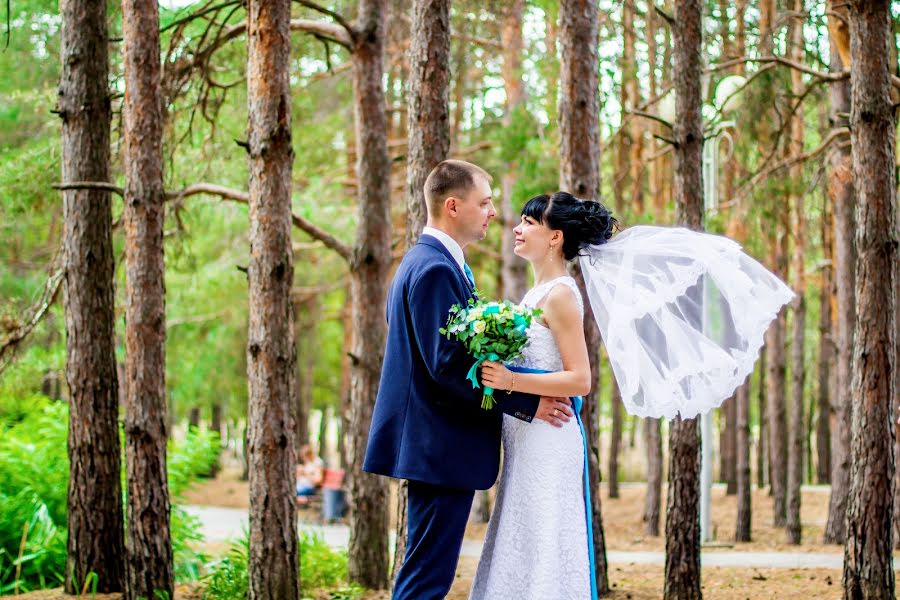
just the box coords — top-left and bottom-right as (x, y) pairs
(363, 235), (540, 490)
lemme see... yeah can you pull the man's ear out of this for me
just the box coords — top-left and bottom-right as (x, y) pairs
(444, 196), (458, 217)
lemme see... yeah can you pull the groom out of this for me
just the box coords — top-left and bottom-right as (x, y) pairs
(364, 159), (574, 599)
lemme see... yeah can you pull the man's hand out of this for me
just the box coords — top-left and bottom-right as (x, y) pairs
(535, 396), (574, 427)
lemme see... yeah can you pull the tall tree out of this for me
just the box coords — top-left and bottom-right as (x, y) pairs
(664, 0), (703, 598)
(392, 0), (451, 585)
(755, 0), (789, 529)
(404, 0), (450, 251)
(499, 0), (529, 303)
(735, 379), (752, 541)
(842, 1), (897, 596)
(122, 0), (173, 597)
(643, 416), (663, 536)
(59, 0), (125, 593)
(558, 0), (609, 594)
(347, 0), (392, 588)
(642, 2), (665, 532)
(824, 9), (856, 544)
(608, 383), (622, 498)
(756, 347), (767, 489)
(245, 0), (299, 597)
(816, 194), (834, 485)
(785, 3), (806, 546)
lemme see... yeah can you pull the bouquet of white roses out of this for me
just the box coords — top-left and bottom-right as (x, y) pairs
(439, 298), (541, 409)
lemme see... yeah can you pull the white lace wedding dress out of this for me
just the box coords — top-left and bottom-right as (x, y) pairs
(469, 276), (592, 600)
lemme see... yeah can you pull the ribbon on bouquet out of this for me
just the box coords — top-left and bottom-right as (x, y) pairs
(508, 365), (599, 600)
(466, 352), (500, 409)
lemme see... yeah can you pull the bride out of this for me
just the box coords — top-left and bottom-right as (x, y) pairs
(470, 191), (793, 599)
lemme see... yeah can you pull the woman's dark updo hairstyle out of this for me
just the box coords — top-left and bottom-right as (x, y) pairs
(521, 191), (617, 260)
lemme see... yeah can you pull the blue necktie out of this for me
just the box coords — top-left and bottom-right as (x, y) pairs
(463, 263), (476, 289)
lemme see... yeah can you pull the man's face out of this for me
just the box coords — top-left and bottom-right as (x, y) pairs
(451, 176), (496, 245)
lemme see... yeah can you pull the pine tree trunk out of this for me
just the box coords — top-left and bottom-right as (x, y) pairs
(735, 379), (752, 542)
(121, 0), (173, 596)
(816, 198), (834, 484)
(608, 382), (622, 499)
(59, 0), (124, 592)
(558, 1), (609, 594)
(245, 0), (299, 597)
(189, 406), (201, 430)
(766, 311), (788, 526)
(720, 395), (737, 494)
(296, 299), (319, 453)
(786, 295), (805, 544)
(664, 2), (703, 597)
(500, 0), (529, 303)
(757, 347), (767, 489)
(393, 0), (451, 584)
(842, 2), (897, 596)
(404, 0), (450, 250)
(894, 253), (900, 551)
(208, 403), (223, 478)
(348, 0), (391, 588)
(643, 417), (663, 537)
(785, 7), (806, 545)
(824, 37), (855, 546)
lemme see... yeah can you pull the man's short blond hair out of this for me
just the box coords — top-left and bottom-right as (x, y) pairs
(424, 160), (492, 215)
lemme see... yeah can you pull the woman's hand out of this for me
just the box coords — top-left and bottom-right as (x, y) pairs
(481, 360), (514, 391)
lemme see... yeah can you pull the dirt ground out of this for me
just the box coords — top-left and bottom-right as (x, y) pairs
(183, 464), (844, 552)
(178, 465), (900, 598)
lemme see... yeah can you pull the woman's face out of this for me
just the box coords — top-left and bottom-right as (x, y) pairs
(513, 214), (559, 262)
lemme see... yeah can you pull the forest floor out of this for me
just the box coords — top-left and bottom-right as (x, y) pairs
(8, 465), (898, 600)
(179, 464), (900, 599)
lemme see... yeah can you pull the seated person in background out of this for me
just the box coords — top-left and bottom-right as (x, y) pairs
(296, 444), (324, 503)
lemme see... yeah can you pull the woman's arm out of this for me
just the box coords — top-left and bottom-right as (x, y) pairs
(481, 283), (592, 397)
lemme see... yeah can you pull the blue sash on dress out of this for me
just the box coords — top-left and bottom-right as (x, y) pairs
(508, 365), (598, 600)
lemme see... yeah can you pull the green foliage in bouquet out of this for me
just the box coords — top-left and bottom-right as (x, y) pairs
(439, 298), (541, 409)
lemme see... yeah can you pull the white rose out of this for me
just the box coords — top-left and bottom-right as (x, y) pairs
(473, 320), (486, 334)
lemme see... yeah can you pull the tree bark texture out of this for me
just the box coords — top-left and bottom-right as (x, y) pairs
(122, 0), (173, 596)
(735, 379), (752, 542)
(608, 382), (622, 499)
(842, 2), (897, 596)
(665, 1), (703, 597)
(766, 311), (788, 527)
(348, 0), (391, 588)
(757, 346), (768, 489)
(558, 1), (609, 594)
(644, 417), (663, 537)
(404, 0), (450, 250)
(59, 0), (125, 592)
(720, 395), (737, 494)
(245, 0), (299, 597)
(786, 7), (806, 545)
(817, 196), (834, 484)
(824, 38), (856, 546)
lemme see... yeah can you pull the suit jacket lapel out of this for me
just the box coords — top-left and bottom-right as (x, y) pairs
(417, 235), (476, 297)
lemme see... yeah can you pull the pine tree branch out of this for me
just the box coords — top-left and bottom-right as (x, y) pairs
(725, 127), (850, 210)
(0, 252), (64, 370)
(53, 182), (353, 262)
(292, 0), (357, 44)
(289, 19), (353, 48)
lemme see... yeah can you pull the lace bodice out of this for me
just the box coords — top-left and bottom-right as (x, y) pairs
(513, 276), (584, 372)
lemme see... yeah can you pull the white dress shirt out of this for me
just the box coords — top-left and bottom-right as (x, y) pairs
(421, 226), (467, 275)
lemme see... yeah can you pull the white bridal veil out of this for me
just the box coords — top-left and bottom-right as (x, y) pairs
(579, 225), (794, 420)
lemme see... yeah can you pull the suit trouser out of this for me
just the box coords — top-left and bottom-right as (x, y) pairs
(392, 480), (475, 600)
